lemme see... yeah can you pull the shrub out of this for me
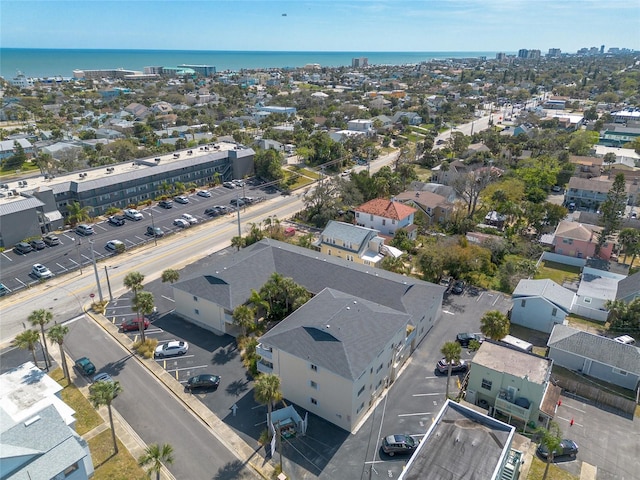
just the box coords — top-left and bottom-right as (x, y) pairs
(133, 338), (158, 358)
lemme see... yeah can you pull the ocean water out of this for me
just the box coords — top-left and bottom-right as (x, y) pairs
(0, 49), (500, 79)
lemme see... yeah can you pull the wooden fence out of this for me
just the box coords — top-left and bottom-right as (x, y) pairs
(555, 377), (637, 416)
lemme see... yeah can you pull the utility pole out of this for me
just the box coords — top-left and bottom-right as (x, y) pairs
(104, 266), (113, 301)
(236, 189), (242, 238)
(89, 241), (104, 302)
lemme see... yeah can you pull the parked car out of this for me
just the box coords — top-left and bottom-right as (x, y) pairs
(108, 215), (126, 226)
(155, 341), (188, 358)
(197, 190), (211, 198)
(439, 275), (453, 290)
(181, 213), (198, 224)
(185, 374), (221, 391)
(614, 335), (636, 345)
(284, 227), (296, 237)
(230, 198), (245, 207)
(537, 439), (578, 459)
(381, 434), (419, 456)
(124, 208), (143, 221)
(173, 218), (190, 228)
(232, 179), (245, 187)
(120, 317), (150, 332)
(75, 357), (96, 376)
(75, 224), (94, 236)
(204, 207), (221, 216)
(146, 226), (164, 237)
(30, 239), (46, 250)
(32, 263), (54, 279)
(105, 240), (125, 252)
(223, 181), (235, 189)
(174, 195), (189, 204)
(0, 283), (11, 296)
(14, 242), (33, 255)
(456, 333), (484, 347)
(93, 372), (114, 384)
(436, 358), (468, 374)
(451, 280), (465, 295)
(158, 199), (173, 209)
(42, 233), (60, 246)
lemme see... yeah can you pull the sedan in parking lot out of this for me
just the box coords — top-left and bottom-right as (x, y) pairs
(158, 199), (173, 209)
(185, 374), (221, 391)
(173, 218), (190, 228)
(381, 434), (419, 456)
(197, 190), (211, 198)
(105, 240), (125, 253)
(181, 213), (198, 224)
(456, 332), (484, 347)
(14, 242), (33, 255)
(537, 439), (578, 460)
(120, 317), (150, 332)
(204, 207), (221, 216)
(146, 226), (164, 237)
(30, 239), (46, 250)
(31, 263), (53, 279)
(124, 208), (143, 221)
(108, 215), (126, 226)
(451, 280), (465, 295)
(43, 233), (60, 246)
(436, 358), (468, 374)
(174, 195), (189, 204)
(155, 340), (188, 358)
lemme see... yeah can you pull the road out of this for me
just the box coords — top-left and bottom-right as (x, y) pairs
(434, 115), (492, 148)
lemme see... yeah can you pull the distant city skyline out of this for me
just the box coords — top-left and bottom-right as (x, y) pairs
(1, 0), (639, 53)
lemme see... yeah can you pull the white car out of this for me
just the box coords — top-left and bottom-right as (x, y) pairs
(173, 218), (190, 228)
(124, 208), (143, 221)
(105, 240), (125, 252)
(197, 190), (211, 198)
(32, 263), (53, 279)
(174, 195), (189, 204)
(155, 341), (189, 358)
(181, 213), (198, 224)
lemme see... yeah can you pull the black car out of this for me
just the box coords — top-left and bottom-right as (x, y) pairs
(537, 439), (578, 459)
(230, 198), (245, 207)
(30, 239), (46, 250)
(381, 434), (419, 456)
(204, 207), (221, 216)
(185, 374), (221, 391)
(456, 332), (484, 347)
(158, 200), (173, 209)
(108, 215), (126, 226)
(146, 226), (164, 237)
(451, 280), (465, 295)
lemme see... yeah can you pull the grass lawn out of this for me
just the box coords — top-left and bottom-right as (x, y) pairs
(527, 456), (578, 480)
(284, 171), (315, 190)
(89, 430), (147, 480)
(288, 166), (321, 180)
(413, 164), (435, 181)
(534, 261), (581, 285)
(50, 367), (103, 435)
(0, 161), (40, 178)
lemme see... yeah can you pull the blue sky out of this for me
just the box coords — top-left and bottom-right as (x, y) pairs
(2, 0), (639, 52)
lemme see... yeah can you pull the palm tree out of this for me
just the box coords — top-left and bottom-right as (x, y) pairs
(139, 443), (174, 480)
(28, 309), (53, 369)
(89, 380), (123, 455)
(618, 228), (640, 265)
(124, 271), (146, 340)
(536, 421), (563, 480)
(66, 201), (91, 226)
(440, 341), (462, 398)
(231, 235), (245, 251)
(14, 330), (41, 367)
(232, 304), (255, 337)
(132, 291), (155, 342)
(248, 289), (270, 323)
(161, 269), (180, 284)
(254, 373), (283, 434)
(47, 324), (70, 382)
(480, 310), (510, 341)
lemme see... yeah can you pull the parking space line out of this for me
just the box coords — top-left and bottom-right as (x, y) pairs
(560, 404), (585, 413)
(2, 252), (12, 261)
(165, 364), (208, 373)
(156, 354), (195, 364)
(398, 412), (433, 417)
(412, 393), (442, 397)
(425, 376), (438, 379)
(492, 295), (501, 306)
(476, 292), (484, 302)
(556, 415), (583, 427)
(161, 295), (175, 302)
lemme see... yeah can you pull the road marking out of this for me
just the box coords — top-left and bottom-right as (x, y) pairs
(492, 295), (500, 306)
(425, 376), (438, 379)
(556, 415), (583, 427)
(398, 412), (433, 417)
(560, 404), (586, 413)
(156, 354), (195, 362)
(442, 310), (454, 315)
(364, 461), (386, 465)
(2, 252), (12, 261)
(412, 393), (442, 397)
(61, 314), (85, 325)
(165, 364), (208, 373)
(161, 295), (175, 302)
(476, 292), (484, 302)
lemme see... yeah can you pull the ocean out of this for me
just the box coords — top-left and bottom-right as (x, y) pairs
(0, 48), (501, 79)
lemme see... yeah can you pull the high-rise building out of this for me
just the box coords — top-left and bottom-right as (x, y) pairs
(496, 52), (506, 61)
(547, 48), (562, 57)
(517, 49), (529, 59)
(352, 57), (368, 68)
(600, 45), (605, 54)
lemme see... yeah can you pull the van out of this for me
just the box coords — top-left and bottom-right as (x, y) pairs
(614, 335), (636, 346)
(75, 224), (94, 236)
(500, 335), (533, 353)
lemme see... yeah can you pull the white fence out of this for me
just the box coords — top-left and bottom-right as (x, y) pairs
(540, 252), (587, 268)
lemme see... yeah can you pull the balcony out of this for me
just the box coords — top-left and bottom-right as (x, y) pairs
(494, 396), (532, 422)
(256, 343), (273, 360)
(257, 359), (273, 374)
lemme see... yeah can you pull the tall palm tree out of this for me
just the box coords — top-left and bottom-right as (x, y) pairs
(139, 443), (174, 480)
(254, 373), (283, 434)
(232, 304), (255, 337)
(536, 421), (563, 480)
(89, 380), (123, 455)
(28, 309), (53, 369)
(124, 271), (146, 340)
(47, 324), (70, 382)
(618, 228), (640, 265)
(132, 291), (155, 343)
(248, 289), (270, 323)
(66, 201), (91, 226)
(14, 330), (41, 367)
(480, 310), (510, 341)
(441, 341), (462, 398)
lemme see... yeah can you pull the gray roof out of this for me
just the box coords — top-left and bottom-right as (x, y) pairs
(260, 288), (410, 380)
(576, 273), (620, 301)
(512, 279), (575, 312)
(616, 271), (640, 302)
(0, 196), (45, 216)
(407, 181), (457, 203)
(400, 400), (514, 480)
(1, 404), (89, 480)
(548, 325), (640, 374)
(174, 238), (443, 321)
(320, 220), (378, 252)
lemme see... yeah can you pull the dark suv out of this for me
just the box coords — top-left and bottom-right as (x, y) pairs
(381, 434), (419, 456)
(146, 226), (164, 237)
(158, 200), (173, 209)
(537, 439), (578, 459)
(14, 242), (33, 255)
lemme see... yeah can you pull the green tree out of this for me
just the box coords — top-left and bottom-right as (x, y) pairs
(231, 235), (245, 251)
(596, 173), (627, 256)
(139, 443), (174, 480)
(66, 201), (91, 226)
(605, 298), (640, 332)
(47, 324), (70, 383)
(161, 269), (180, 284)
(535, 421), (563, 480)
(233, 304), (256, 337)
(28, 309), (53, 369)
(89, 380), (123, 455)
(254, 148), (285, 181)
(124, 271), (147, 340)
(14, 330), (41, 367)
(4, 141), (27, 169)
(440, 341), (462, 399)
(480, 310), (510, 341)
(254, 373), (283, 434)
(618, 228), (640, 265)
(132, 291), (155, 342)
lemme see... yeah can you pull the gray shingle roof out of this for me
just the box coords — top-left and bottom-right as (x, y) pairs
(260, 288), (410, 380)
(320, 220), (378, 251)
(616, 271), (640, 302)
(0, 196), (45, 216)
(512, 279), (575, 312)
(548, 325), (640, 374)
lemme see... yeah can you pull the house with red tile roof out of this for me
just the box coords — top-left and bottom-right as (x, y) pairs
(354, 198), (417, 239)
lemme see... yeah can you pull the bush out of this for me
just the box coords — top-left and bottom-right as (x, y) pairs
(133, 338), (158, 358)
(91, 300), (108, 314)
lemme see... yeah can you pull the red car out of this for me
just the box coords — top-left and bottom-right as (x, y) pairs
(120, 317), (150, 332)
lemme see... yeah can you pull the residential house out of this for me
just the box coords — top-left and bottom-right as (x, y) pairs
(407, 181), (458, 203)
(317, 220), (389, 266)
(0, 138), (34, 161)
(551, 220), (614, 260)
(511, 279), (575, 333)
(123, 102), (150, 120)
(151, 101), (173, 115)
(544, 113), (584, 131)
(564, 176), (615, 210)
(354, 198), (417, 239)
(483, 211), (507, 230)
(391, 111), (422, 126)
(0, 362), (94, 479)
(573, 267), (626, 322)
(370, 115), (394, 131)
(616, 271), (640, 304)
(569, 155), (603, 179)
(399, 400), (521, 480)
(431, 159), (469, 186)
(395, 190), (453, 225)
(171, 239), (444, 431)
(347, 119), (374, 135)
(466, 341), (561, 430)
(547, 325), (640, 391)
(600, 125), (640, 147)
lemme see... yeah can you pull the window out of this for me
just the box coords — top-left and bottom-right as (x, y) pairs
(310, 380), (318, 389)
(346, 254), (354, 262)
(310, 364), (318, 372)
(376, 363), (383, 373)
(357, 402), (365, 413)
(583, 297), (592, 304)
(552, 307), (558, 317)
(481, 378), (492, 390)
(612, 368), (628, 376)
(358, 385), (365, 396)
(370, 214), (373, 221)
(193, 296), (198, 302)
(521, 299), (526, 307)
(194, 309), (199, 315)
(327, 249), (331, 256)
(310, 398), (318, 405)
(382, 219), (386, 226)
